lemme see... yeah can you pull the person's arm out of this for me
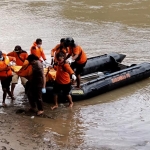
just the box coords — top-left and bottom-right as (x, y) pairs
(24, 52), (29, 60)
(51, 45), (58, 65)
(8, 56), (16, 62)
(7, 51), (14, 57)
(64, 63), (74, 75)
(41, 49), (46, 61)
(30, 46), (36, 54)
(71, 46), (80, 60)
(64, 63), (76, 80)
(51, 44), (60, 57)
(43, 74), (46, 88)
(72, 54), (79, 60)
(65, 54), (71, 60)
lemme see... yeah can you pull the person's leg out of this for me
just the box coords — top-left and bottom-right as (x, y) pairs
(2, 89), (7, 107)
(36, 100), (44, 115)
(76, 74), (81, 88)
(11, 73), (19, 96)
(36, 87), (44, 115)
(66, 94), (73, 107)
(25, 81), (30, 94)
(51, 94), (58, 110)
(7, 76), (15, 101)
(1, 76), (14, 105)
(51, 82), (60, 110)
(11, 83), (16, 96)
(27, 85), (36, 111)
(20, 77), (28, 88)
(75, 62), (86, 88)
(7, 89), (15, 101)
(21, 77), (28, 98)
(63, 83), (73, 107)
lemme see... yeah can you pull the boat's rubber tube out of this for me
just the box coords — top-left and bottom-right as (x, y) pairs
(81, 52), (126, 75)
(44, 62), (150, 102)
(71, 62), (150, 101)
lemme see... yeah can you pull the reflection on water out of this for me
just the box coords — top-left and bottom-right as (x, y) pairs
(32, 79), (150, 149)
(0, 0), (150, 149)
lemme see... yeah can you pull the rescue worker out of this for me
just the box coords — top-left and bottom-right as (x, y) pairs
(26, 54), (46, 115)
(64, 37), (87, 89)
(51, 38), (68, 66)
(0, 51), (16, 107)
(51, 51), (76, 110)
(7, 45), (28, 96)
(30, 38), (48, 64)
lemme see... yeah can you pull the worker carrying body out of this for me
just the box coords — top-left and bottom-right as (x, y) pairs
(7, 45), (28, 96)
(0, 51), (16, 107)
(30, 38), (48, 66)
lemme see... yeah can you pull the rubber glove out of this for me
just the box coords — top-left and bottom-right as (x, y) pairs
(9, 61), (16, 66)
(66, 59), (72, 64)
(71, 57), (75, 62)
(44, 60), (49, 64)
(42, 88), (46, 94)
(72, 74), (76, 80)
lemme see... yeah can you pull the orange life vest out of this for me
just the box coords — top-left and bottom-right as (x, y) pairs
(7, 51), (28, 66)
(16, 61), (33, 80)
(55, 62), (74, 84)
(0, 55), (12, 78)
(30, 42), (46, 61)
(68, 45), (87, 64)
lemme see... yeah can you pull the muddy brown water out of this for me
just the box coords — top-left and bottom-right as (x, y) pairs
(1, 0), (150, 149)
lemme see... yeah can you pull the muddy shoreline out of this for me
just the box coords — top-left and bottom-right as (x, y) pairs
(0, 98), (87, 150)
(0, 104), (56, 150)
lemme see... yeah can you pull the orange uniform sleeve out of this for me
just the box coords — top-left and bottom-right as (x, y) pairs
(7, 52), (15, 57)
(41, 49), (46, 60)
(8, 56), (16, 62)
(24, 53), (28, 60)
(63, 63), (74, 75)
(73, 46), (80, 55)
(51, 44), (60, 57)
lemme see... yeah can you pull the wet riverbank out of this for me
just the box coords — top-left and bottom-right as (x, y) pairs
(1, 78), (150, 150)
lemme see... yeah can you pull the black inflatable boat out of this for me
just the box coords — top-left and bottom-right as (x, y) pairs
(80, 52), (126, 75)
(44, 61), (150, 102)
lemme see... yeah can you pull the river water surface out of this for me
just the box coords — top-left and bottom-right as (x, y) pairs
(1, 0), (150, 150)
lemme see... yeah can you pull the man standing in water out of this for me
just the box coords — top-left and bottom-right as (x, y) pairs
(26, 54), (46, 115)
(51, 51), (76, 110)
(0, 51), (16, 106)
(7, 45), (28, 97)
(65, 37), (87, 89)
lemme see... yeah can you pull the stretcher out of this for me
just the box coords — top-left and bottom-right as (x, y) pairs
(11, 65), (56, 81)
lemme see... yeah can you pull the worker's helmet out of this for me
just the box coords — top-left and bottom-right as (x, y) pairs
(64, 37), (74, 47)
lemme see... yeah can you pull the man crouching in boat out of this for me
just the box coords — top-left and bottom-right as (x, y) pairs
(51, 51), (76, 110)
(0, 51), (16, 107)
(50, 38), (68, 66)
(26, 54), (46, 115)
(64, 37), (87, 89)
